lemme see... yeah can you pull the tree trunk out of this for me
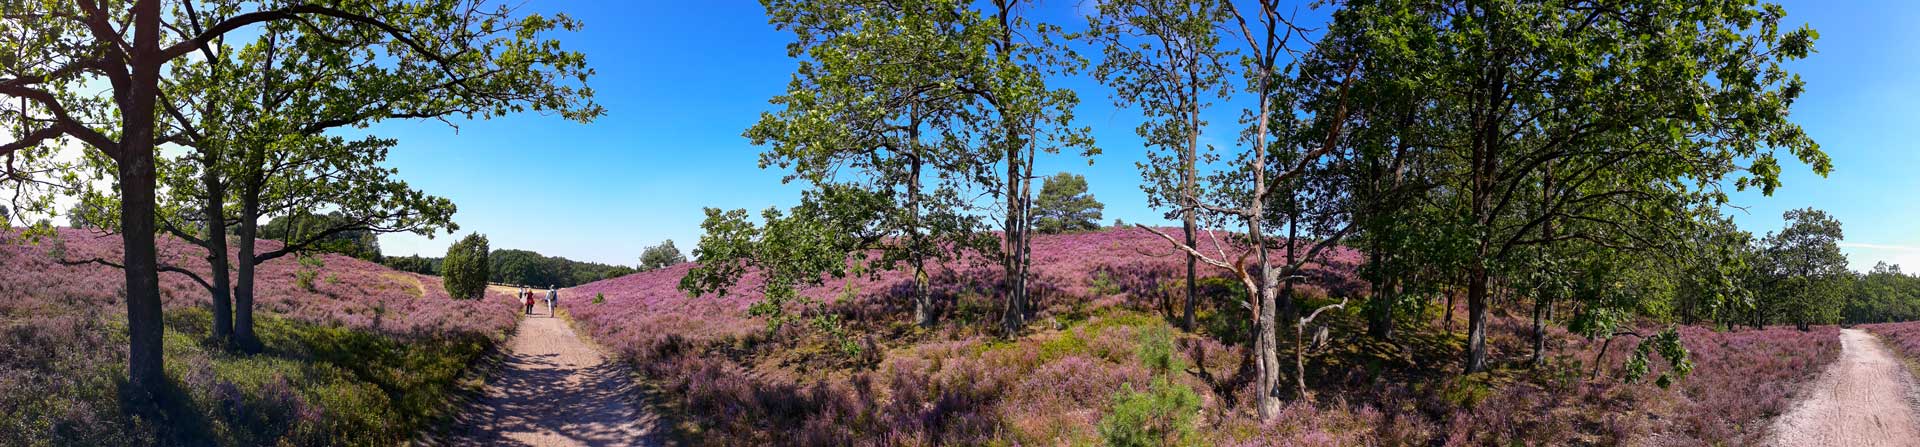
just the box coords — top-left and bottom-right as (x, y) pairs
(1254, 274), (1281, 417)
(120, 143), (166, 398)
(202, 163), (232, 342)
(1530, 293), (1547, 366)
(1181, 93), (1199, 332)
(1465, 265), (1490, 373)
(1254, 288), (1281, 411)
(909, 147), (934, 328)
(233, 194), (262, 352)
(1294, 313), (1308, 400)
(1371, 275), (1397, 341)
(1531, 167), (1554, 366)
(1004, 168), (1024, 334)
(996, 2), (1027, 336)
(1367, 239), (1394, 340)
(1283, 198), (1300, 323)
(122, 0), (167, 398)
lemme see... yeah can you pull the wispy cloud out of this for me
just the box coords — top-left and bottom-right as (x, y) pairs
(1839, 242), (1919, 251)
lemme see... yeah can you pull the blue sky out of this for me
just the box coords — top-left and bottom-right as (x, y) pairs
(371, 0), (1919, 271)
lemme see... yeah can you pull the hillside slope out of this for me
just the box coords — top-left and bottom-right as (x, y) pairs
(0, 228), (519, 445)
(562, 227), (1845, 446)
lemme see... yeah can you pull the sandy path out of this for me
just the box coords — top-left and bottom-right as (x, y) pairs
(443, 306), (665, 446)
(1770, 328), (1920, 446)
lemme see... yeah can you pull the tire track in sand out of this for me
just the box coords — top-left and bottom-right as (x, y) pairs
(441, 305), (665, 446)
(1770, 328), (1920, 446)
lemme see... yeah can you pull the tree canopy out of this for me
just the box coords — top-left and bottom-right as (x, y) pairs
(442, 234), (491, 300)
(260, 212), (384, 262)
(1032, 172), (1104, 234)
(639, 240), (687, 271)
(490, 248), (634, 288)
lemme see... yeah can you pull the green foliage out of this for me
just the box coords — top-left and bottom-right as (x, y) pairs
(1437, 373), (1497, 408)
(638, 240), (687, 271)
(381, 255), (441, 276)
(13, 309), (493, 446)
(1623, 327), (1693, 389)
(1033, 172), (1104, 234)
(64, 201), (107, 230)
(1097, 377), (1200, 447)
(1088, 270), (1122, 296)
(1193, 277), (1250, 344)
(441, 234), (491, 300)
(592, 293), (606, 305)
(1136, 324), (1184, 375)
(260, 213), (384, 262)
(1757, 208), (1849, 329)
(740, 0), (1092, 329)
(488, 248), (633, 288)
(1323, 0), (1826, 371)
(1670, 211), (1760, 326)
(1081, 0), (1232, 219)
(293, 255), (324, 292)
(1846, 263), (1920, 324)
(682, 186), (883, 336)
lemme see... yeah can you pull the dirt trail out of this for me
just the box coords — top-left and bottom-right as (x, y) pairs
(443, 304), (665, 446)
(1770, 328), (1920, 446)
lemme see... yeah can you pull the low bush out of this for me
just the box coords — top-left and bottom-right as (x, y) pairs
(0, 309), (493, 446)
(1098, 377), (1200, 447)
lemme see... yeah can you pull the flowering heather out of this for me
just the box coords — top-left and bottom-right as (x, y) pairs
(566, 227), (1363, 362)
(0, 228), (520, 445)
(564, 227), (1845, 445)
(561, 228), (1382, 444)
(1529, 325), (1840, 446)
(1862, 320), (1920, 369)
(0, 228), (518, 339)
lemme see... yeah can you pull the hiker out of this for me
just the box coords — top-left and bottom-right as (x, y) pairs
(546, 286), (558, 317)
(522, 287), (535, 315)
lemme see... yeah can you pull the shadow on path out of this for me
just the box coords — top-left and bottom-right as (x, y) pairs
(433, 308), (666, 447)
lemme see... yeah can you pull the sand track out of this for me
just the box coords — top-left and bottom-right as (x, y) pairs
(442, 306), (664, 446)
(1770, 328), (1920, 446)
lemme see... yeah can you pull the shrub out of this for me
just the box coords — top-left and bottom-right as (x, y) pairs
(592, 292), (605, 304)
(1098, 377), (1200, 447)
(441, 233), (490, 299)
(1136, 323), (1181, 375)
(294, 255), (324, 292)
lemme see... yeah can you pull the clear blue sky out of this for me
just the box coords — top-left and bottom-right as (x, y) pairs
(371, 0), (1919, 272)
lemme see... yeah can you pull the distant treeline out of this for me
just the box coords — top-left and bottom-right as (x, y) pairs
(380, 249), (635, 288)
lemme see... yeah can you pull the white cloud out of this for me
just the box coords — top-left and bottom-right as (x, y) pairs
(1838, 241), (1920, 272)
(1838, 242), (1919, 251)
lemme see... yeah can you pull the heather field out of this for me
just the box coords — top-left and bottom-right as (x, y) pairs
(562, 228), (1846, 446)
(1862, 320), (1920, 375)
(6, 0), (1914, 445)
(0, 229), (519, 445)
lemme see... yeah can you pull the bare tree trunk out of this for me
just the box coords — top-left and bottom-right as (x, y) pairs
(1255, 278), (1281, 416)
(1182, 86), (1200, 332)
(1018, 142), (1035, 323)
(908, 119), (934, 328)
(233, 193), (262, 352)
(1531, 166), (1554, 366)
(123, 0), (167, 396)
(995, 1), (1028, 336)
(1367, 235), (1394, 340)
(201, 159), (233, 342)
(1002, 133), (1025, 333)
(1465, 265), (1490, 373)
(1531, 293), (1548, 366)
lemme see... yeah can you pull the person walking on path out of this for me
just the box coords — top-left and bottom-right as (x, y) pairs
(546, 286), (558, 317)
(522, 287), (536, 315)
